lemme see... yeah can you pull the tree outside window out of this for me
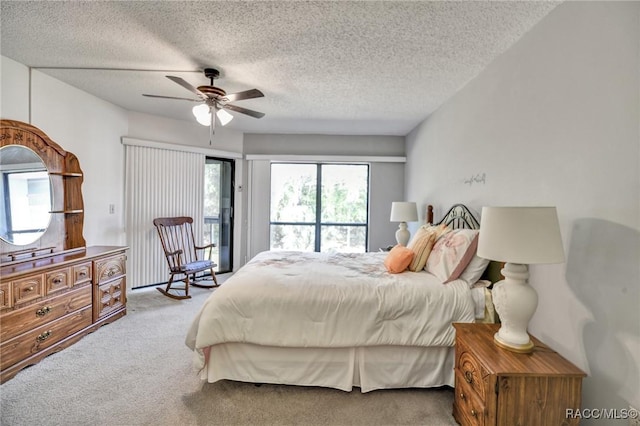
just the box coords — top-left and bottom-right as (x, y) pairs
(270, 163), (369, 252)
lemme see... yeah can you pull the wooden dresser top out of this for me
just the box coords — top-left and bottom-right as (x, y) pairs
(1, 246), (128, 279)
(454, 322), (586, 377)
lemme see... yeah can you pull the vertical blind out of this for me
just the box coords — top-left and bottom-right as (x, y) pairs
(125, 144), (205, 288)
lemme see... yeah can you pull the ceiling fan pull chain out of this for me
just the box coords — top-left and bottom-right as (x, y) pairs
(214, 106), (216, 145)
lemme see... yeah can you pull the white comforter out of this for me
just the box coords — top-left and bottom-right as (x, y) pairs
(186, 250), (476, 354)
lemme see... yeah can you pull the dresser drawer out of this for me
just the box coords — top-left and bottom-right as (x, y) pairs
(457, 346), (486, 400)
(94, 277), (125, 320)
(95, 254), (126, 284)
(0, 306), (92, 371)
(13, 275), (45, 305)
(0, 282), (11, 310)
(45, 267), (71, 295)
(454, 369), (486, 426)
(0, 285), (92, 342)
(72, 262), (92, 285)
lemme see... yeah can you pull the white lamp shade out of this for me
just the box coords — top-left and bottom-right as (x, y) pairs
(390, 202), (418, 222)
(478, 206), (565, 264)
(216, 108), (234, 126)
(192, 104), (211, 126)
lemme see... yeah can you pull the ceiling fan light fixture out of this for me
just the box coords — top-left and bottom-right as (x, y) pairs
(216, 108), (234, 126)
(192, 104), (211, 126)
(145, 68), (265, 133)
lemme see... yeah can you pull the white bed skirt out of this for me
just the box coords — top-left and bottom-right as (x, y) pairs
(196, 343), (455, 393)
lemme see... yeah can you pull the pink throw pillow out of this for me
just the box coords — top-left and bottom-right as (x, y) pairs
(425, 229), (479, 283)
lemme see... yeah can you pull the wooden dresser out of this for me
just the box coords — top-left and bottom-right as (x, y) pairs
(0, 246), (127, 382)
(453, 323), (586, 426)
(0, 120), (128, 383)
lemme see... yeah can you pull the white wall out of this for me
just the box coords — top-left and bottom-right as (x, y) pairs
(369, 162), (406, 250)
(246, 159), (271, 260)
(405, 2), (639, 421)
(2, 57), (129, 246)
(244, 133), (405, 156)
(0, 56), (29, 120)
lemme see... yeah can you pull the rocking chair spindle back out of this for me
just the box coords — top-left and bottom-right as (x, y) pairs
(153, 216), (219, 299)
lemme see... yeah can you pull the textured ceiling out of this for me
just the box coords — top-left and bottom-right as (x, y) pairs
(1, 1), (559, 136)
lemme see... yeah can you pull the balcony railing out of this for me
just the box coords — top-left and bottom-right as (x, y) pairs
(204, 215), (220, 269)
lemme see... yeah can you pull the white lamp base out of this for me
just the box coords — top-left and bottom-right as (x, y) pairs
(395, 222), (410, 246)
(494, 332), (535, 353)
(492, 263), (538, 353)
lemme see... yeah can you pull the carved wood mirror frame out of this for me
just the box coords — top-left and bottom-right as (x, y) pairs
(0, 119), (85, 263)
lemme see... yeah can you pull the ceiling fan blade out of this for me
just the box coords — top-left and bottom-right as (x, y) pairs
(223, 103), (265, 119)
(223, 89), (264, 102)
(142, 94), (200, 102)
(166, 76), (206, 98)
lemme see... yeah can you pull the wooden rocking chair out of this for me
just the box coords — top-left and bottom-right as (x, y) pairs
(153, 216), (219, 299)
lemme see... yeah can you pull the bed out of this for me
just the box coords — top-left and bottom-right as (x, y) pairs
(186, 204), (498, 392)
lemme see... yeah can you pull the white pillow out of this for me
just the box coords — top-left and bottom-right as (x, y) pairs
(459, 255), (491, 286)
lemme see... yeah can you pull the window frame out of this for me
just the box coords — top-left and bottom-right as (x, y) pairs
(269, 162), (370, 252)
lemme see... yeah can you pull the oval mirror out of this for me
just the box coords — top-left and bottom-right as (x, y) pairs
(0, 145), (52, 245)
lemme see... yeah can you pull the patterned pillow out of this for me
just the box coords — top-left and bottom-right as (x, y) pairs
(406, 224), (450, 272)
(384, 244), (415, 274)
(407, 224), (430, 246)
(425, 229), (479, 283)
(407, 232), (436, 271)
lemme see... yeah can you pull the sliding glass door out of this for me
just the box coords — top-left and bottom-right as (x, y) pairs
(204, 157), (234, 273)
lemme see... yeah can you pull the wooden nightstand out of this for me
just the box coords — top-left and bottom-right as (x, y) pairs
(452, 323), (586, 426)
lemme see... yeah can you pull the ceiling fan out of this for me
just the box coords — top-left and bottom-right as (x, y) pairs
(143, 67), (265, 139)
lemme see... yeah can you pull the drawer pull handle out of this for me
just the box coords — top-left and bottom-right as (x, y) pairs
(36, 306), (52, 317)
(459, 392), (466, 401)
(470, 409), (477, 417)
(107, 269), (115, 277)
(464, 371), (473, 384)
(37, 330), (52, 342)
(53, 278), (63, 284)
(25, 286), (35, 292)
(79, 272), (87, 277)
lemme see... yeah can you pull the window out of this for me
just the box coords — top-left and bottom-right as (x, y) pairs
(270, 163), (369, 252)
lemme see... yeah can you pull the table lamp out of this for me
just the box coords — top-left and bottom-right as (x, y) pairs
(390, 201), (418, 246)
(477, 206), (565, 353)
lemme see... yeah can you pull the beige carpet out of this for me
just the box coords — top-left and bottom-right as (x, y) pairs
(0, 274), (457, 426)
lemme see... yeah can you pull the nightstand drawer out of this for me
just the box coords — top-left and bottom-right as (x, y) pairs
(454, 369), (486, 426)
(457, 348), (486, 400)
